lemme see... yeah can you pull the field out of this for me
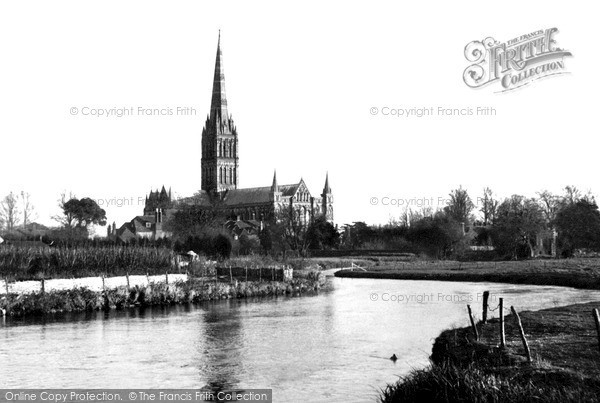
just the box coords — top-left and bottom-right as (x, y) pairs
(335, 258), (600, 290)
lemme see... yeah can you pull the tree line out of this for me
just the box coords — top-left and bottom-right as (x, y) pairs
(342, 186), (600, 259)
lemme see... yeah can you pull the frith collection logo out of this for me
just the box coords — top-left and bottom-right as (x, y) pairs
(463, 28), (572, 92)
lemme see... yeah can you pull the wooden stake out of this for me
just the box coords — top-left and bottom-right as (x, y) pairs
(126, 273), (130, 292)
(165, 272), (169, 285)
(593, 309), (600, 354)
(499, 298), (506, 348)
(482, 291), (489, 324)
(467, 305), (479, 340)
(41, 278), (45, 294)
(102, 275), (106, 292)
(511, 306), (532, 362)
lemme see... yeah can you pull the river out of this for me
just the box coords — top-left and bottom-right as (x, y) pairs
(2, 275), (600, 402)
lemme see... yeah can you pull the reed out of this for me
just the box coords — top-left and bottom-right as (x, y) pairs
(0, 245), (177, 280)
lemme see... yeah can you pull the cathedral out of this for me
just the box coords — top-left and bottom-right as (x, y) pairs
(114, 33), (332, 241)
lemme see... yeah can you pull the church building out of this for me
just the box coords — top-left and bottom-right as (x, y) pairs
(115, 33), (332, 241)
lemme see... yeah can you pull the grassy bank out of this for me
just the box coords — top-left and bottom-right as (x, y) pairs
(0, 275), (326, 318)
(335, 258), (600, 290)
(381, 302), (600, 402)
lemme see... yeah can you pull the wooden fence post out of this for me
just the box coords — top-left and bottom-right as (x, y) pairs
(593, 309), (600, 354)
(165, 272), (169, 285)
(467, 305), (479, 340)
(511, 306), (532, 362)
(499, 298), (506, 348)
(482, 291), (489, 324)
(41, 278), (45, 294)
(126, 273), (130, 292)
(102, 275), (106, 292)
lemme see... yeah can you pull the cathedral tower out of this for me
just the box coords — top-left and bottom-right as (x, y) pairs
(201, 32), (239, 193)
(321, 173), (333, 221)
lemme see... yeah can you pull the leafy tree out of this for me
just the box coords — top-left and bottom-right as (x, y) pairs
(444, 186), (474, 224)
(163, 203), (219, 241)
(63, 197), (107, 228)
(406, 212), (464, 259)
(340, 221), (375, 249)
(491, 195), (544, 259)
(555, 199), (600, 255)
(306, 215), (340, 250)
(258, 226), (273, 253)
(238, 234), (261, 255)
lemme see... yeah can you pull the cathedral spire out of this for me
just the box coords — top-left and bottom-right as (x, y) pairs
(210, 30), (228, 123)
(271, 170), (279, 193)
(323, 172), (332, 194)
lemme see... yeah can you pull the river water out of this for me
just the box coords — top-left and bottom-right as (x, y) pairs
(2, 275), (600, 402)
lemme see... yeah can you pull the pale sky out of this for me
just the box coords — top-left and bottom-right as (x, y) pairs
(1, 1), (598, 231)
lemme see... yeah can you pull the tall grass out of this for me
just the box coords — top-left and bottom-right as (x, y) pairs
(0, 245), (177, 280)
(380, 362), (600, 403)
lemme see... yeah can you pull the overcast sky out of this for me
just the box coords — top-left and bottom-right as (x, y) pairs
(1, 1), (598, 231)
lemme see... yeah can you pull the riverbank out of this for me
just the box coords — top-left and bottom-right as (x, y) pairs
(0, 275), (326, 318)
(335, 258), (600, 290)
(380, 301), (600, 402)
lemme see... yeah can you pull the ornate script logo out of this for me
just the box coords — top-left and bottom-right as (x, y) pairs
(463, 28), (572, 92)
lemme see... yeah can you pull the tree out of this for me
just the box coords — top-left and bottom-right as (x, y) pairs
(20, 191), (36, 227)
(444, 186), (474, 224)
(340, 221), (374, 249)
(271, 206), (311, 254)
(492, 195), (545, 259)
(537, 190), (562, 224)
(306, 215), (340, 250)
(52, 191), (77, 228)
(555, 199), (600, 255)
(238, 234), (261, 255)
(480, 187), (498, 225)
(163, 203), (219, 241)
(0, 192), (21, 231)
(63, 197), (107, 228)
(406, 212), (464, 259)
